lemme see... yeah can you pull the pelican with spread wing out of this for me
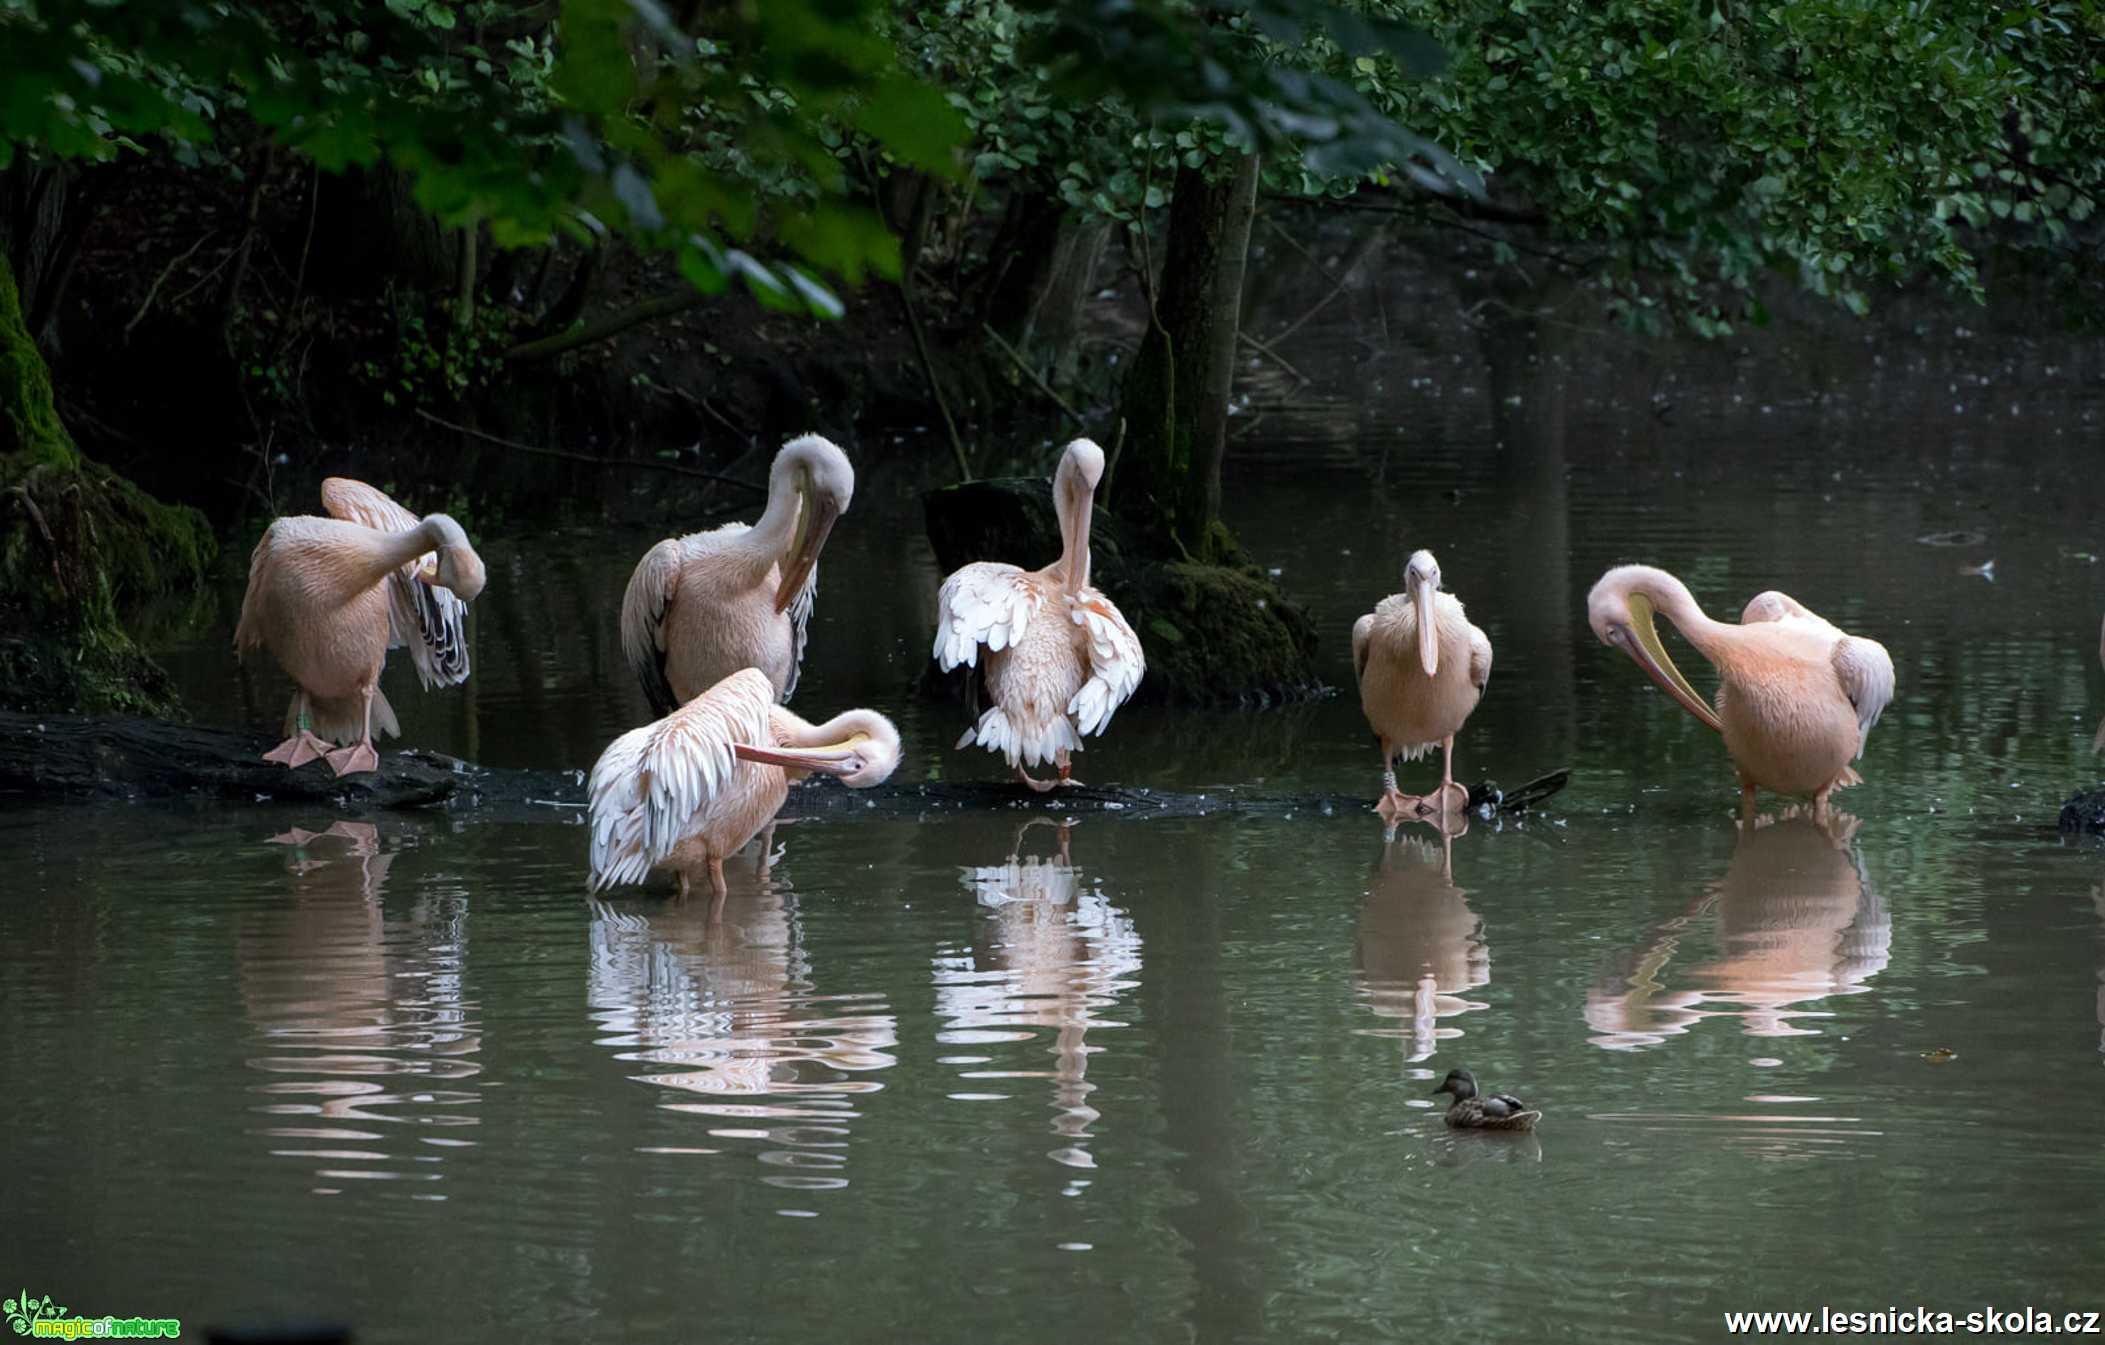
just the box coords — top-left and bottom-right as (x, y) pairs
(620, 434), (853, 713)
(235, 477), (484, 775)
(932, 438), (1144, 790)
(587, 668), (900, 911)
(1587, 565), (1895, 817)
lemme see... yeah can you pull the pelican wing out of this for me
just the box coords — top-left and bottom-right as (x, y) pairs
(233, 525), (277, 656)
(319, 477), (470, 689)
(1067, 588), (1146, 736)
(782, 548), (819, 702)
(1832, 635), (1895, 758)
(932, 562), (1041, 670)
(620, 537), (690, 717)
(587, 668), (775, 890)
(1468, 622), (1494, 691)
(1350, 613), (1373, 689)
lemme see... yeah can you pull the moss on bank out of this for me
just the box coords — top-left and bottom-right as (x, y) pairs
(1, 257), (215, 715)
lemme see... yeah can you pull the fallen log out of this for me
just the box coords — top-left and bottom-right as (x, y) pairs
(0, 711), (1569, 823)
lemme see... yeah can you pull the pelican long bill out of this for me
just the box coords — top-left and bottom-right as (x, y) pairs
(734, 732), (872, 777)
(774, 485), (841, 613)
(1624, 593), (1723, 731)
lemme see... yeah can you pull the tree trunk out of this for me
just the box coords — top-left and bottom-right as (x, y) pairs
(1115, 154), (1259, 561)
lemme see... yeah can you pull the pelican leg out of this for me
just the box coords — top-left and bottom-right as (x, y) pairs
(1015, 765), (1059, 794)
(707, 857), (729, 922)
(754, 822), (780, 879)
(1053, 747), (1082, 789)
(1738, 775), (1759, 824)
(325, 683), (381, 776)
(1375, 737), (1410, 818)
(677, 870), (692, 901)
(1427, 735), (1470, 817)
(262, 693), (332, 768)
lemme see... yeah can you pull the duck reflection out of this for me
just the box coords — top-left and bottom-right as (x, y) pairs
(238, 820), (480, 1194)
(1587, 809), (1890, 1049)
(933, 820), (1142, 1171)
(587, 858), (896, 1197)
(1354, 823), (1489, 1065)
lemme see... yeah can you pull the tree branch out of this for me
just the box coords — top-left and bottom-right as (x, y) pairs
(503, 287), (705, 362)
(411, 407), (765, 494)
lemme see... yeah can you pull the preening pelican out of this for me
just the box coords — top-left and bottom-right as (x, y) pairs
(587, 667), (900, 912)
(235, 477), (484, 776)
(621, 434), (853, 713)
(1587, 565), (1895, 817)
(1352, 549), (1492, 822)
(932, 438), (1144, 790)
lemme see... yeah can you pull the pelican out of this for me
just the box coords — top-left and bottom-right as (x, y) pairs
(621, 433), (853, 713)
(1587, 565), (1895, 817)
(235, 477), (484, 776)
(587, 667), (900, 911)
(1352, 549), (1492, 822)
(932, 438), (1144, 790)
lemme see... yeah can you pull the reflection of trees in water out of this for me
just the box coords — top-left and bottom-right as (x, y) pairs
(587, 858), (896, 1199)
(237, 821), (480, 1194)
(1586, 809), (1890, 1050)
(932, 821), (1142, 1171)
(1353, 827), (1488, 1064)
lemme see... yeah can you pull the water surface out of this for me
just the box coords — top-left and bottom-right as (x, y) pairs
(7, 305), (2105, 1341)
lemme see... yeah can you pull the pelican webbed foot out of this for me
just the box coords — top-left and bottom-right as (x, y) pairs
(324, 741), (380, 777)
(262, 731), (332, 769)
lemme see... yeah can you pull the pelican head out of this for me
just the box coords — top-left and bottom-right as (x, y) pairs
(1404, 548), (1442, 675)
(1054, 438), (1104, 594)
(735, 708), (901, 788)
(1586, 565), (1721, 731)
(1431, 1068), (1478, 1101)
(772, 434), (855, 613)
(419, 515), (486, 601)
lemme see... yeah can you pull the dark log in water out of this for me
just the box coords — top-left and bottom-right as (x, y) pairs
(2058, 785), (2105, 835)
(0, 711), (1570, 822)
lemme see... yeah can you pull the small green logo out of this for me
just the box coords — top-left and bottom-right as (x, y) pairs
(4, 1292), (66, 1337)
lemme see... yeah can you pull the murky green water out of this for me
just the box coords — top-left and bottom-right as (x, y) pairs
(7, 312), (2105, 1341)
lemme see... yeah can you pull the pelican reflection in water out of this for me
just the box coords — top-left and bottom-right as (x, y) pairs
(1586, 808), (1890, 1050)
(934, 821), (1142, 1171)
(587, 873), (896, 1192)
(239, 821), (480, 1193)
(1354, 824), (1489, 1065)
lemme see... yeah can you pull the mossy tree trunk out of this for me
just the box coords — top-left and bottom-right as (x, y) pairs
(1, 254), (214, 714)
(1115, 153), (1259, 563)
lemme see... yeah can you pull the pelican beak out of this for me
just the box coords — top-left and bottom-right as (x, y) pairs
(774, 484), (840, 613)
(734, 732), (874, 778)
(1414, 580), (1439, 677)
(1622, 593), (1722, 731)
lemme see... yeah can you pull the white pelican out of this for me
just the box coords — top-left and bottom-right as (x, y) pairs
(587, 667), (900, 911)
(932, 438), (1144, 790)
(1351, 549), (1492, 822)
(1587, 565), (1895, 818)
(235, 477), (483, 775)
(620, 434), (853, 712)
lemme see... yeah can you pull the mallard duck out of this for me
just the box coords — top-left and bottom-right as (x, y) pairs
(1432, 1067), (1540, 1132)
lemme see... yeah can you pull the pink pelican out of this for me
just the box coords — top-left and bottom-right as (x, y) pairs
(1352, 550), (1492, 822)
(620, 434), (853, 712)
(932, 438), (1144, 790)
(235, 477), (484, 775)
(1587, 565), (1894, 817)
(587, 667), (900, 911)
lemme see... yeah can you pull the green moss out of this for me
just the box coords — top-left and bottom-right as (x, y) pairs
(0, 256), (214, 715)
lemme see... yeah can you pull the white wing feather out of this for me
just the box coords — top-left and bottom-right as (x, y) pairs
(932, 562), (1042, 670)
(1832, 635), (1896, 758)
(1066, 589), (1145, 737)
(319, 477), (470, 689)
(587, 668), (774, 890)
